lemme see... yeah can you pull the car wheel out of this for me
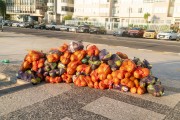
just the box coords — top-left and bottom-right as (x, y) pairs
(52, 27), (55, 30)
(122, 32), (125, 37)
(169, 36), (172, 40)
(176, 37), (180, 41)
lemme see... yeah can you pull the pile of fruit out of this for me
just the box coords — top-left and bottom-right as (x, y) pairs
(17, 41), (164, 97)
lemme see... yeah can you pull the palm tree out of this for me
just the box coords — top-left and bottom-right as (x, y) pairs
(144, 13), (151, 23)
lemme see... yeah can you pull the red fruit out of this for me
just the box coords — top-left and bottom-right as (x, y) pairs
(141, 68), (150, 78)
(137, 87), (145, 95)
(88, 82), (94, 88)
(99, 81), (107, 90)
(80, 80), (87, 87)
(23, 61), (31, 70)
(127, 81), (135, 88)
(130, 87), (137, 94)
(94, 81), (99, 89)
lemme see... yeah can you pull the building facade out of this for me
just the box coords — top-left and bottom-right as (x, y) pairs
(6, 0), (47, 22)
(46, 0), (74, 23)
(72, 0), (176, 27)
(73, 0), (112, 22)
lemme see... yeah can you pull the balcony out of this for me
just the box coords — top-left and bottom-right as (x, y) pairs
(47, 3), (54, 7)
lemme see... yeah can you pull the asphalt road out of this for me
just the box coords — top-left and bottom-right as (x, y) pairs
(4, 27), (180, 54)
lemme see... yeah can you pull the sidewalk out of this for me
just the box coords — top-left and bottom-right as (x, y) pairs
(0, 31), (180, 120)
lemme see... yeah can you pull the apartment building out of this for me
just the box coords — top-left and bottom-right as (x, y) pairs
(6, 0), (47, 22)
(173, 0), (180, 24)
(72, 0), (176, 27)
(115, 0), (174, 26)
(46, 0), (74, 23)
(73, 0), (113, 22)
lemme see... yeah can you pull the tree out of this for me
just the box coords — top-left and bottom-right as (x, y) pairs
(62, 15), (72, 24)
(84, 16), (88, 21)
(144, 13), (150, 23)
(63, 15), (72, 21)
(0, 0), (6, 18)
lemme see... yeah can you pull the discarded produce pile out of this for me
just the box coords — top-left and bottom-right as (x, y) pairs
(17, 41), (164, 97)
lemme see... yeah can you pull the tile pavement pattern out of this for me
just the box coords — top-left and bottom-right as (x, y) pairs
(0, 83), (180, 120)
(0, 54), (179, 120)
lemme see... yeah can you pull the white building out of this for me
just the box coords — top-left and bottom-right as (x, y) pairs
(72, 0), (175, 28)
(6, 0), (47, 22)
(117, 0), (174, 26)
(46, 0), (74, 23)
(173, 0), (180, 24)
(73, 0), (112, 22)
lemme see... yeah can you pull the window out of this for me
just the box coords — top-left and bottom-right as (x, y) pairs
(138, 8), (142, 13)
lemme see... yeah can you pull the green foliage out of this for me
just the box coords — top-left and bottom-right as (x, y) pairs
(0, 0), (6, 17)
(84, 16), (89, 21)
(144, 13), (150, 23)
(128, 24), (133, 27)
(170, 24), (179, 32)
(63, 15), (72, 21)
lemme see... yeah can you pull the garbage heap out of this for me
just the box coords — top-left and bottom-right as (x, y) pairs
(17, 41), (164, 97)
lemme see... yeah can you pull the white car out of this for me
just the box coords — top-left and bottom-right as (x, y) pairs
(69, 26), (78, 32)
(176, 33), (180, 41)
(157, 31), (178, 40)
(46, 22), (56, 30)
(55, 25), (70, 31)
(12, 22), (20, 27)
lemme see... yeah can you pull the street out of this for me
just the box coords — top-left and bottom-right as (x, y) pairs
(0, 28), (180, 120)
(4, 27), (180, 53)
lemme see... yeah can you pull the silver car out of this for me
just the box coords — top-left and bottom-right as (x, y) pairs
(113, 27), (129, 37)
(176, 33), (180, 41)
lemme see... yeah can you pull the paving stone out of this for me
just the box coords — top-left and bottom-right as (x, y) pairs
(164, 109), (180, 120)
(103, 90), (172, 115)
(0, 83), (72, 116)
(82, 96), (165, 120)
(0, 73), (7, 80)
(61, 117), (73, 120)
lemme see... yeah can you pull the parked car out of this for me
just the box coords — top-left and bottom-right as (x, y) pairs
(46, 22), (56, 30)
(143, 30), (157, 39)
(89, 26), (107, 34)
(34, 23), (46, 29)
(12, 22), (20, 27)
(69, 25), (78, 32)
(18, 22), (27, 28)
(157, 31), (178, 40)
(176, 33), (180, 41)
(77, 25), (90, 33)
(7, 20), (17, 26)
(128, 27), (144, 37)
(55, 25), (70, 31)
(113, 27), (129, 37)
(24, 22), (35, 28)
(2, 20), (11, 26)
